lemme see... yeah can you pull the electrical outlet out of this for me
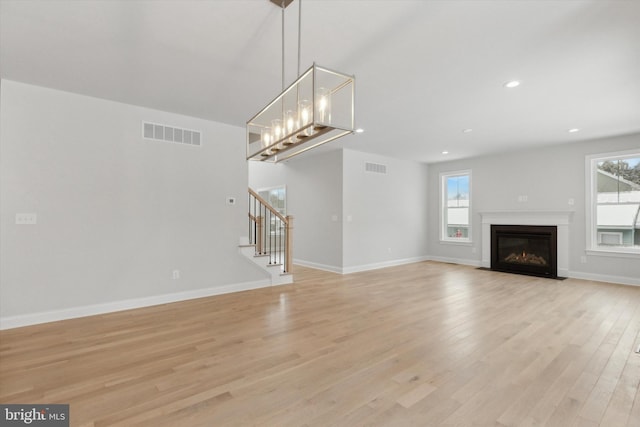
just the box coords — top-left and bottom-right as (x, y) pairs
(568, 198), (575, 206)
(172, 270), (180, 280)
(580, 256), (587, 264)
(16, 213), (37, 225)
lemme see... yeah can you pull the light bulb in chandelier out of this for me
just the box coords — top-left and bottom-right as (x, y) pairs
(298, 99), (311, 136)
(272, 117), (283, 138)
(316, 87), (331, 125)
(261, 128), (271, 147)
(261, 127), (272, 155)
(284, 110), (296, 145)
(271, 119), (284, 151)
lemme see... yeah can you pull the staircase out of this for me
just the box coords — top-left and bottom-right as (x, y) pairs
(239, 188), (293, 285)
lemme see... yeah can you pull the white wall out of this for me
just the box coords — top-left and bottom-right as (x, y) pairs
(427, 133), (640, 284)
(0, 80), (266, 326)
(3, 79), (636, 329)
(342, 149), (429, 273)
(249, 149), (344, 271)
(249, 148), (430, 273)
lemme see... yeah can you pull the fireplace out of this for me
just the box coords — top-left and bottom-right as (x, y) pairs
(491, 225), (557, 278)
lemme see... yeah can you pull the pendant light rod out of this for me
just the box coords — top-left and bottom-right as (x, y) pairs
(297, 0), (302, 77)
(281, 0), (285, 90)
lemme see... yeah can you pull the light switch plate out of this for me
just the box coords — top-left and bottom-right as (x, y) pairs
(16, 213), (37, 225)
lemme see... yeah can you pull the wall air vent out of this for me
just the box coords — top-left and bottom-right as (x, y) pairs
(142, 122), (201, 146)
(365, 162), (387, 174)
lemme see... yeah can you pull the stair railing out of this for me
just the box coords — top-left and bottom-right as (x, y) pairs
(248, 188), (293, 273)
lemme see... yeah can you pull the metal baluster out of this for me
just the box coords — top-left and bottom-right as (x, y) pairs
(269, 209), (273, 264)
(265, 207), (268, 261)
(250, 193), (253, 243)
(264, 206), (273, 264)
(273, 215), (276, 265)
(279, 218), (283, 268)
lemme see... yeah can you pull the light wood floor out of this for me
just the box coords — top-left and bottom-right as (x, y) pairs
(1, 262), (639, 426)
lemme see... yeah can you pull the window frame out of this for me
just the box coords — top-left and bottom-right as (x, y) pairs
(257, 185), (287, 217)
(440, 169), (472, 244)
(585, 149), (640, 257)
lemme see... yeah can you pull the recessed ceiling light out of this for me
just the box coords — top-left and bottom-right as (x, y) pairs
(355, 128), (364, 133)
(504, 80), (521, 88)
(463, 128), (473, 133)
(568, 128), (580, 133)
(442, 151), (449, 155)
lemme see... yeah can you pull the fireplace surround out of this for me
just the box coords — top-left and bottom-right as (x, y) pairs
(480, 211), (573, 278)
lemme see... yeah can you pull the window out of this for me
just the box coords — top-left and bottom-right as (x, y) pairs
(586, 150), (640, 255)
(258, 186), (287, 236)
(258, 186), (286, 216)
(441, 170), (471, 242)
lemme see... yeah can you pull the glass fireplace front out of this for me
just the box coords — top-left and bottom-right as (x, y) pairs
(491, 225), (557, 278)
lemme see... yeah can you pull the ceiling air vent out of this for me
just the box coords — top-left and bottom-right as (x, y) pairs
(142, 122), (201, 146)
(365, 162), (387, 174)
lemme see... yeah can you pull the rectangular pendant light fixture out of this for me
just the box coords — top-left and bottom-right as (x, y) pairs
(246, 63), (355, 163)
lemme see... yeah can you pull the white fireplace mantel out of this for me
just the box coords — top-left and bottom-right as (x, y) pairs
(479, 210), (574, 278)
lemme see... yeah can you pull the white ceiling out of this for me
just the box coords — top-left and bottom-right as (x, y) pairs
(1, 0), (639, 163)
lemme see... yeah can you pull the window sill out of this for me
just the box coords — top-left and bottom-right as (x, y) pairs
(440, 239), (473, 246)
(585, 248), (640, 259)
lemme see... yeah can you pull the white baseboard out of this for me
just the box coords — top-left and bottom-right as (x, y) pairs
(341, 256), (431, 275)
(6, 264), (634, 330)
(567, 271), (640, 287)
(293, 259), (343, 274)
(427, 256), (482, 268)
(0, 279), (271, 330)
(295, 257), (432, 275)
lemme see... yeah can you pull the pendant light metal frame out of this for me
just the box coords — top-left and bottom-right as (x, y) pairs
(246, 0), (356, 163)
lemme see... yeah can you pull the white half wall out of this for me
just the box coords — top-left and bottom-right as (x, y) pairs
(0, 80), (267, 326)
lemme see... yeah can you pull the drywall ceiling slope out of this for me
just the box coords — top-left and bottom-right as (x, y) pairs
(1, 0), (639, 163)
